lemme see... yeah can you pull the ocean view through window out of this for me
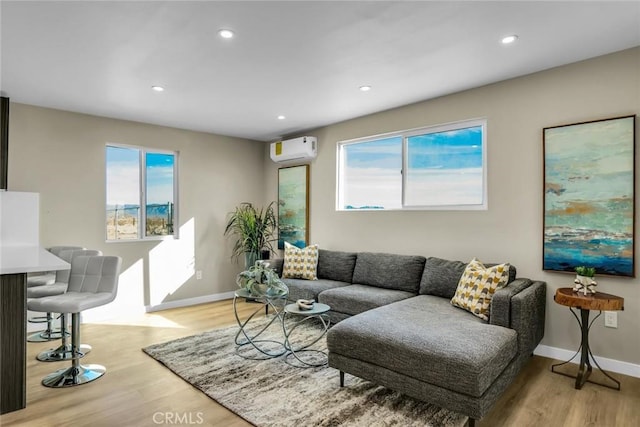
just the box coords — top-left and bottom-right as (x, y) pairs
(339, 136), (403, 210)
(106, 145), (178, 241)
(337, 119), (486, 210)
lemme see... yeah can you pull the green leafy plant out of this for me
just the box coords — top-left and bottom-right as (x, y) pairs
(236, 261), (288, 298)
(224, 202), (277, 265)
(575, 266), (596, 277)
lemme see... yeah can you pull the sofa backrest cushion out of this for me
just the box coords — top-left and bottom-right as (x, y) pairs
(352, 252), (426, 293)
(420, 257), (517, 298)
(317, 249), (358, 283)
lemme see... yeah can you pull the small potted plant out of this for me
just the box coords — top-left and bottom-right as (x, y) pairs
(236, 261), (288, 298)
(573, 266), (597, 295)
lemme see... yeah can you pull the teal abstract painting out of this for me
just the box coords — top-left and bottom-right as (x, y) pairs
(543, 115), (635, 276)
(278, 165), (309, 249)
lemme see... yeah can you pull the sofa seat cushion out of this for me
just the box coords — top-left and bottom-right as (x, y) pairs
(282, 278), (349, 302)
(318, 284), (415, 316)
(352, 252), (426, 293)
(327, 295), (518, 397)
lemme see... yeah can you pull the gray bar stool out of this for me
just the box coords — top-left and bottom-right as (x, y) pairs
(26, 248), (93, 342)
(28, 255), (122, 387)
(27, 246), (84, 325)
(29, 249), (102, 361)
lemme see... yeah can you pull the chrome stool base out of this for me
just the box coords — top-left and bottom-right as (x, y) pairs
(37, 344), (92, 362)
(42, 364), (106, 388)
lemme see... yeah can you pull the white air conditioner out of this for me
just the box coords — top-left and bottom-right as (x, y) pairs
(270, 136), (317, 163)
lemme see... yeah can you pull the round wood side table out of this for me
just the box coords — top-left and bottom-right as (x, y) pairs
(552, 287), (624, 390)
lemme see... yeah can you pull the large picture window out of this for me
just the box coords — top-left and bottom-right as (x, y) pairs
(106, 144), (178, 241)
(337, 119), (486, 210)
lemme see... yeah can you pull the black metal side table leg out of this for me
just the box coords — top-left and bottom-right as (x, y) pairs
(551, 307), (621, 390)
(576, 308), (621, 390)
(574, 308), (593, 389)
(551, 307), (584, 379)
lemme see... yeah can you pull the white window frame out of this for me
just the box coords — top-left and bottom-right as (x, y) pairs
(105, 143), (179, 242)
(336, 118), (487, 211)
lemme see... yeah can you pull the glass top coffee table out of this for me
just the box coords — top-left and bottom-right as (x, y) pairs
(282, 302), (331, 368)
(233, 288), (288, 360)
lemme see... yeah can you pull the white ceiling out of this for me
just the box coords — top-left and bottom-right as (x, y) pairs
(1, 1), (639, 142)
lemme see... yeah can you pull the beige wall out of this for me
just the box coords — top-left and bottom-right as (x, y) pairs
(265, 47), (640, 365)
(9, 103), (264, 317)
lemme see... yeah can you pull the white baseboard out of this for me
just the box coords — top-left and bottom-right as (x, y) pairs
(534, 344), (640, 379)
(145, 291), (236, 313)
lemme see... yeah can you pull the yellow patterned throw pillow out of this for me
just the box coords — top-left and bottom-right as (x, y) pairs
(282, 242), (319, 280)
(451, 258), (510, 321)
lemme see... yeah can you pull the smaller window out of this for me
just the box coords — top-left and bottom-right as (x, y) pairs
(106, 144), (178, 241)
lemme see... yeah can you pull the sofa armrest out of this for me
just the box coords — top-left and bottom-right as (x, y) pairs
(490, 278), (532, 327)
(511, 281), (546, 356)
(490, 279), (546, 356)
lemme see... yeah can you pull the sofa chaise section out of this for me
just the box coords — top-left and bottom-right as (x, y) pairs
(327, 273), (546, 423)
(327, 296), (518, 398)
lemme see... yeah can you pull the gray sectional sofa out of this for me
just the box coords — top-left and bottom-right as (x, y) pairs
(270, 249), (546, 426)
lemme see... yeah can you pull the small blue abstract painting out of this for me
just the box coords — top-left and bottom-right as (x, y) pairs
(543, 115), (636, 277)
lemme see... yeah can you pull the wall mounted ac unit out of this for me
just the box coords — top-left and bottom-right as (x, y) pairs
(270, 136), (317, 163)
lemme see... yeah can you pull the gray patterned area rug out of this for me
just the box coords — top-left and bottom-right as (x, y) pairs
(142, 320), (467, 427)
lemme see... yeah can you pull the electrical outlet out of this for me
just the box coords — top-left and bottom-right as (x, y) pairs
(196, 270), (202, 280)
(604, 311), (617, 328)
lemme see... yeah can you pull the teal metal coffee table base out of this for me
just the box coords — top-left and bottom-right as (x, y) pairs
(283, 303), (331, 368)
(233, 289), (288, 360)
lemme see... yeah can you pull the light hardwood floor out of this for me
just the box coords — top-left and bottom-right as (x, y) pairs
(1, 299), (638, 427)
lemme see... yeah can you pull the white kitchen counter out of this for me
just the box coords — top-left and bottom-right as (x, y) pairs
(0, 245), (69, 274)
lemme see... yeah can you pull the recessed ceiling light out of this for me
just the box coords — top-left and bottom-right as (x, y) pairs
(151, 85), (165, 92)
(359, 85), (372, 92)
(501, 35), (518, 45)
(277, 115), (286, 120)
(218, 29), (234, 39)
